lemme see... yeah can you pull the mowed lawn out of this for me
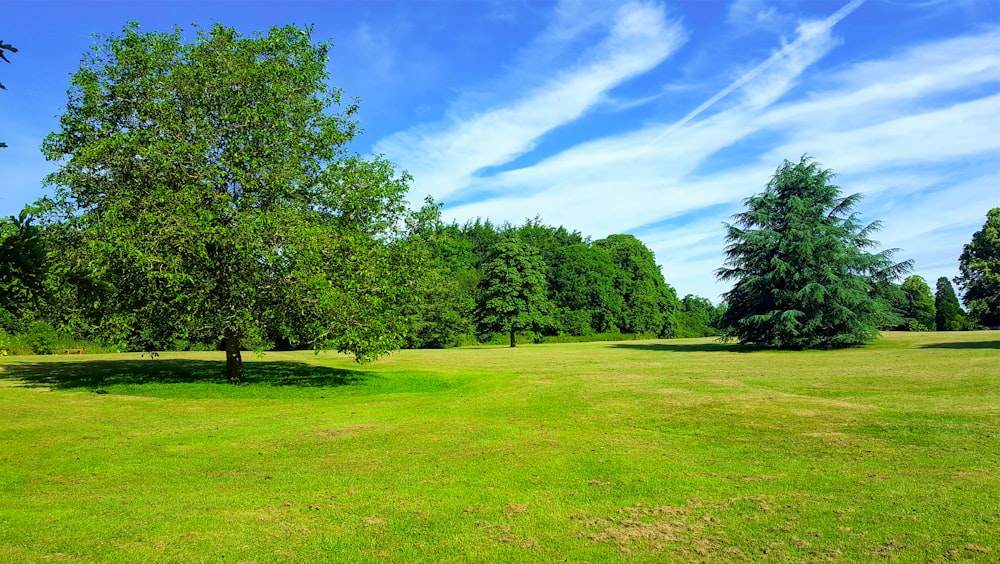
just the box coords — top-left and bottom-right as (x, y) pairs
(1, 332), (998, 562)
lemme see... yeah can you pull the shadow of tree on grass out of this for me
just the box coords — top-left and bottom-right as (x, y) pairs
(0, 358), (369, 390)
(917, 340), (1000, 350)
(610, 341), (752, 353)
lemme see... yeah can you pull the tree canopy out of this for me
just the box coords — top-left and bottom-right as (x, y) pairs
(0, 208), (47, 327)
(594, 234), (679, 338)
(42, 23), (421, 380)
(934, 276), (965, 331)
(717, 156), (910, 349)
(899, 275), (936, 331)
(475, 236), (552, 347)
(955, 208), (1000, 328)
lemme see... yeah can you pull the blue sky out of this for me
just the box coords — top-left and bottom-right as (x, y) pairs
(3, 0), (999, 301)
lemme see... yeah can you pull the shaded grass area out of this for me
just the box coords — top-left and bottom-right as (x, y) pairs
(1, 332), (998, 562)
(2, 358), (366, 393)
(0, 352), (454, 399)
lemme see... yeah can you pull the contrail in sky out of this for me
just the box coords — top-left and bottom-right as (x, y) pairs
(652, 0), (866, 142)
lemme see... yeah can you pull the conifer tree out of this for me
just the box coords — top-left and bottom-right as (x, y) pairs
(934, 277), (965, 331)
(717, 156), (910, 349)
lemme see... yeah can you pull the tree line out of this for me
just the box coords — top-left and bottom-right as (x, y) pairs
(2, 23), (998, 380)
(402, 215), (726, 349)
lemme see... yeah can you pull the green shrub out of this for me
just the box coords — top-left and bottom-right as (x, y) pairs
(26, 322), (60, 355)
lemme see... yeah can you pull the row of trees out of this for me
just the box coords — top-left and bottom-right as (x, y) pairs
(885, 275), (969, 332)
(402, 216), (725, 349)
(2, 24), (997, 380)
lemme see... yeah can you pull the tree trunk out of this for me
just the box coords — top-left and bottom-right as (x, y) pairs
(224, 328), (244, 383)
(509, 330), (516, 348)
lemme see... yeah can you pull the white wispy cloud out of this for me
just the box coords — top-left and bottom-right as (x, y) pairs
(440, 1), (859, 237)
(374, 1), (687, 201)
(376, 0), (999, 299)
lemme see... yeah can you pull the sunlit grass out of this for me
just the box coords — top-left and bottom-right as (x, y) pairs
(1, 331), (998, 561)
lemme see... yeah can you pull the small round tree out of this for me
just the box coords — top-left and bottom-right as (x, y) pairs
(476, 236), (552, 347)
(717, 156), (911, 349)
(900, 275), (936, 331)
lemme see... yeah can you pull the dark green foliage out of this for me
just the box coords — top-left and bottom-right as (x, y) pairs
(42, 23), (420, 380)
(25, 321), (60, 355)
(717, 156), (910, 349)
(934, 277), (966, 331)
(0, 40), (15, 84)
(401, 216), (681, 345)
(899, 275), (936, 331)
(476, 236), (552, 347)
(955, 208), (1000, 328)
(548, 244), (623, 335)
(0, 208), (48, 321)
(401, 201), (475, 349)
(673, 294), (726, 338)
(594, 234), (679, 337)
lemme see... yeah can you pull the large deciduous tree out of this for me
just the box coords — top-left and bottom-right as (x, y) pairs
(899, 275), (936, 331)
(548, 243), (623, 335)
(594, 234), (679, 337)
(476, 236), (552, 347)
(717, 156), (910, 349)
(955, 208), (1000, 328)
(43, 23), (419, 381)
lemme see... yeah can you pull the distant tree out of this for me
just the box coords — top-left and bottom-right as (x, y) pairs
(476, 236), (552, 347)
(899, 275), (936, 331)
(461, 219), (503, 267)
(1, 39), (17, 148)
(42, 23), (420, 381)
(594, 234), (679, 337)
(870, 281), (907, 330)
(673, 294), (725, 338)
(717, 156), (910, 349)
(0, 207), (48, 328)
(934, 277), (965, 331)
(955, 208), (1000, 328)
(402, 201), (475, 349)
(548, 243), (623, 335)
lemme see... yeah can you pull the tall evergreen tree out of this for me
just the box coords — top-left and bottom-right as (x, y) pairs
(955, 208), (1000, 328)
(717, 156), (910, 349)
(934, 276), (965, 331)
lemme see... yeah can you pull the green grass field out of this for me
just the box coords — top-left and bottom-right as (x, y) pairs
(1, 331), (998, 562)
